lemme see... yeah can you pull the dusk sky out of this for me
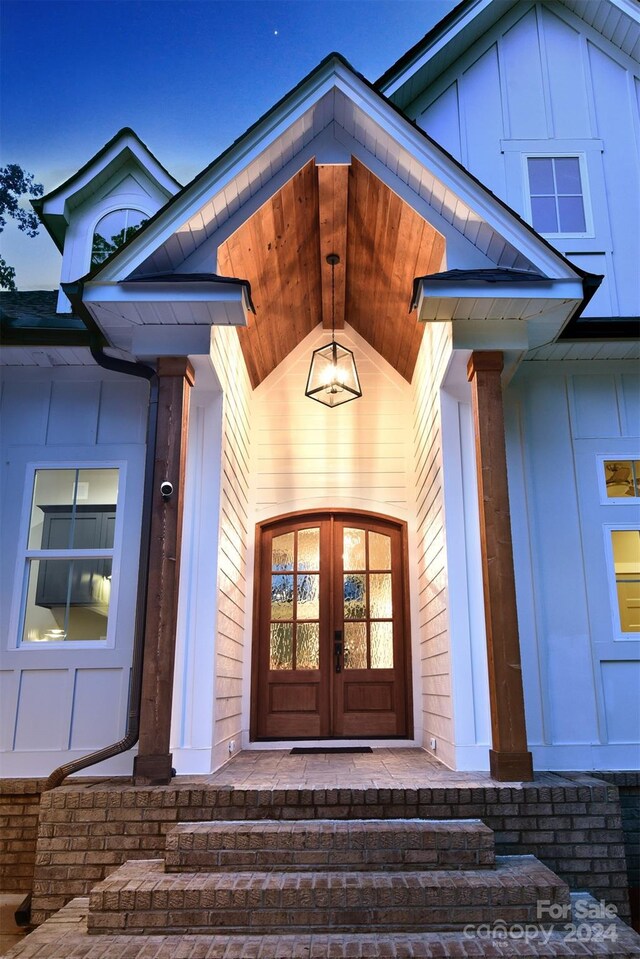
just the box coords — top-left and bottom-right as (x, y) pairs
(1, 0), (457, 290)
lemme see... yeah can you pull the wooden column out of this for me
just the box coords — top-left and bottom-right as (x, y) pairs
(133, 357), (195, 785)
(467, 351), (534, 782)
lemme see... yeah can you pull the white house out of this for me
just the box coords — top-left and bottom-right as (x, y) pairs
(1, 0), (638, 784)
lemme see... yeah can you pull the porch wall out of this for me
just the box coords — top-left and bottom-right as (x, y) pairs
(209, 328), (253, 768)
(411, 322), (455, 768)
(251, 325), (412, 520)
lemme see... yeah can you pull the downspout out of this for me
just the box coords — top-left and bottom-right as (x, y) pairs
(44, 283), (159, 790)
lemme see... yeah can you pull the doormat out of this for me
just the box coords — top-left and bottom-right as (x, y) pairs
(290, 746), (373, 754)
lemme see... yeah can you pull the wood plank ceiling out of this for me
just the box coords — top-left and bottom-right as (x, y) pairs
(217, 156), (445, 388)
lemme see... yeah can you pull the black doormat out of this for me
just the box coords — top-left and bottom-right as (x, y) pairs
(290, 746), (373, 755)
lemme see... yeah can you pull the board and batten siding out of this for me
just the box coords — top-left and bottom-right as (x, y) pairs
(411, 321), (455, 768)
(0, 365), (147, 777)
(209, 327), (252, 767)
(505, 360), (640, 770)
(411, 1), (639, 321)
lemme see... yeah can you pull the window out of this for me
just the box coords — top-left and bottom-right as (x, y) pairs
(91, 209), (147, 266)
(20, 468), (119, 643)
(526, 156), (587, 234)
(603, 460), (640, 500)
(610, 530), (640, 634)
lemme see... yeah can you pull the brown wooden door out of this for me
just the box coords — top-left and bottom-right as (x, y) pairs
(253, 513), (410, 739)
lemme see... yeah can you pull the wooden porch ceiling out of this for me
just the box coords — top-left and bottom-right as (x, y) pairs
(217, 156), (446, 388)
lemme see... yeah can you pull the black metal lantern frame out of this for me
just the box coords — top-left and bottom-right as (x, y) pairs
(305, 254), (362, 408)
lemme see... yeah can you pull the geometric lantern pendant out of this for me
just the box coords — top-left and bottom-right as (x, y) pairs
(305, 339), (362, 408)
(305, 252), (362, 408)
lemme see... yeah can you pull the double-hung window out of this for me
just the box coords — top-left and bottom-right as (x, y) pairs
(20, 467), (119, 644)
(526, 155), (589, 236)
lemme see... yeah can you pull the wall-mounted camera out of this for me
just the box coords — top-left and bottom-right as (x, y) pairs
(160, 481), (173, 501)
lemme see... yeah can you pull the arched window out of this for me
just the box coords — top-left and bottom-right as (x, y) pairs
(91, 209), (147, 266)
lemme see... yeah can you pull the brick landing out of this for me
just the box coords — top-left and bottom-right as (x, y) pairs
(30, 750), (631, 925)
(5, 894), (640, 958)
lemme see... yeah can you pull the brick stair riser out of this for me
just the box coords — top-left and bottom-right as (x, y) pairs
(87, 857), (570, 937)
(164, 820), (495, 873)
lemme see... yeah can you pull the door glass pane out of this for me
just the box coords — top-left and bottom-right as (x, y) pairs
(370, 573), (392, 618)
(343, 528), (365, 570)
(297, 528), (319, 570)
(271, 574), (294, 620)
(270, 623), (293, 669)
(296, 623), (319, 669)
(297, 574), (319, 620)
(272, 532), (294, 570)
(344, 574), (366, 619)
(370, 621), (393, 668)
(344, 622), (367, 669)
(369, 532), (391, 570)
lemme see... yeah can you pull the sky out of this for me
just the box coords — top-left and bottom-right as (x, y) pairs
(1, 0), (458, 290)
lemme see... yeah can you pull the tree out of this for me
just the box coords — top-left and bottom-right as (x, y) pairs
(0, 164), (44, 291)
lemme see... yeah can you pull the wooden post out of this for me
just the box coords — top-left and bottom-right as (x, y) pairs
(133, 357), (195, 785)
(467, 351), (534, 782)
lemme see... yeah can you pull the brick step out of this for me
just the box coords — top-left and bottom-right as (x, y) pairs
(164, 818), (495, 872)
(88, 855), (570, 936)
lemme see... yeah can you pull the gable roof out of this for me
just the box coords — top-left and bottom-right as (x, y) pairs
(32, 127), (181, 251)
(377, 0), (640, 110)
(73, 50), (597, 380)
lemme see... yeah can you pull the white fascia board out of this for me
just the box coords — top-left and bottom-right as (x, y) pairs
(42, 133), (177, 221)
(83, 280), (250, 311)
(380, 0), (492, 99)
(414, 278), (584, 320)
(92, 66), (350, 283)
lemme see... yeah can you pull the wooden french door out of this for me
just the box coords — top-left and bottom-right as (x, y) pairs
(252, 512), (411, 739)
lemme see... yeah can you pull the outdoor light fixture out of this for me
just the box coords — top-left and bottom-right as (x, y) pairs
(305, 253), (362, 408)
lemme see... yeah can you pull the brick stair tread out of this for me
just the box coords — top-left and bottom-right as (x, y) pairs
(88, 856), (570, 935)
(165, 817), (495, 872)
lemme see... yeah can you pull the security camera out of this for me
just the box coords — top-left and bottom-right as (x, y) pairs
(160, 481), (173, 500)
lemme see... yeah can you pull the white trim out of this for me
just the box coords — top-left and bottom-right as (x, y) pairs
(603, 523), (640, 641)
(8, 461), (127, 652)
(521, 152), (594, 239)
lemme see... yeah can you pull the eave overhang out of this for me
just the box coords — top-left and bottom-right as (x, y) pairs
(411, 268), (597, 351)
(62, 273), (254, 358)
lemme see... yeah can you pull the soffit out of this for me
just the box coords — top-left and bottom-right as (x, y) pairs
(217, 157), (446, 387)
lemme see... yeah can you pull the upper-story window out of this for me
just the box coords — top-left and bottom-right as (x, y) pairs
(91, 208), (147, 267)
(526, 156), (588, 235)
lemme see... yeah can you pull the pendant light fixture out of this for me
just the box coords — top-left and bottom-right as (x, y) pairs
(305, 253), (362, 408)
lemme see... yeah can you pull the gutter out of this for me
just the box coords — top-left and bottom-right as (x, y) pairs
(44, 281), (158, 790)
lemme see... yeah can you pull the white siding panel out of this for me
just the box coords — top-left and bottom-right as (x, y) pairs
(620, 374), (640, 436)
(97, 380), (148, 445)
(571, 374), (621, 438)
(411, 321), (454, 767)
(501, 9), (548, 138)
(588, 42), (640, 316)
(0, 380), (50, 446)
(461, 45), (507, 196)
(14, 670), (72, 750)
(0, 672), (17, 750)
(601, 661), (640, 742)
(47, 381), (100, 445)
(418, 83), (462, 162)
(210, 327), (252, 764)
(69, 668), (126, 749)
(542, 8), (592, 138)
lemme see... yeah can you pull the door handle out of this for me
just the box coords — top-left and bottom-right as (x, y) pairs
(334, 630), (343, 673)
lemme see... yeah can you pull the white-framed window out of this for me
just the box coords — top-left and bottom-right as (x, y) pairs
(598, 458), (640, 637)
(17, 466), (121, 646)
(524, 154), (591, 237)
(91, 208), (147, 267)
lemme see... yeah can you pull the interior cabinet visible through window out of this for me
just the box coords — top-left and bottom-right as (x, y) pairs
(21, 468), (119, 643)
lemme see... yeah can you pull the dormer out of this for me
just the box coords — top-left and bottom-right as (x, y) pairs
(33, 128), (180, 313)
